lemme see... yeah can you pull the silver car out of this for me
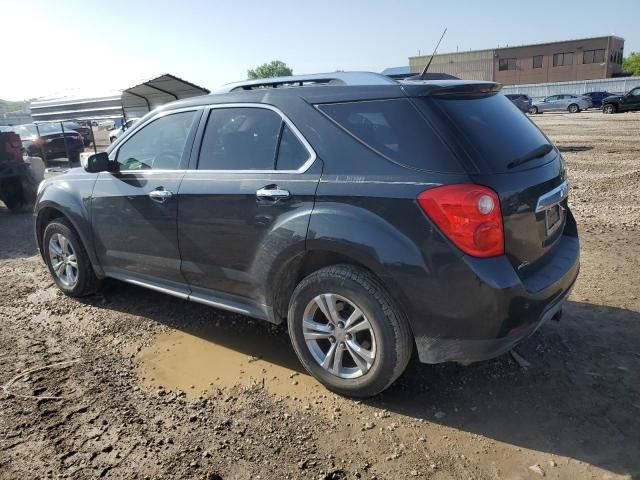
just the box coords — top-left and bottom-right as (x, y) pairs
(528, 94), (591, 114)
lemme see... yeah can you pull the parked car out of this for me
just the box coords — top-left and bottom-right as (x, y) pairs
(505, 94), (532, 112)
(528, 94), (591, 114)
(601, 87), (640, 114)
(14, 123), (84, 164)
(109, 118), (140, 143)
(582, 91), (616, 109)
(62, 121), (93, 147)
(34, 72), (579, 397)
(0, 130), (37, 212)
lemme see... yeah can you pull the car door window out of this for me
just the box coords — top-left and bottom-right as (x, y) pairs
(116, 111), (196, 171)
(630, 88), (640, 97)
(198, 108), (281, 170)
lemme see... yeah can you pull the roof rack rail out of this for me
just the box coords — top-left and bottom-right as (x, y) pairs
(215, 72), (398, 93)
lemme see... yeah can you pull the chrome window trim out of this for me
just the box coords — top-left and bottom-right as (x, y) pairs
(108, 106), (203, 162)
(109, 103), (317, 175)
(193, 103), (316, 174)
(536, 180), (569, 213)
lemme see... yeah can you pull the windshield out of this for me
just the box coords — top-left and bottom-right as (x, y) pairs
(421, 93), (553, 173)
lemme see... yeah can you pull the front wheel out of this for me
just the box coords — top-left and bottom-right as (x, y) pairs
(603, 104), (616, 114)
(568, 103), (580, 113)
(288, 265), (413, 397)
(528, 106), (539, 114)
(43, 218), (101, 296)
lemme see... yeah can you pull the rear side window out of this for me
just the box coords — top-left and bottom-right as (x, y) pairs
(317, 99), (460, 172)
(198, 107), (310, 171)
(199, 108), (280, 170)
(424, 93), (551, 173)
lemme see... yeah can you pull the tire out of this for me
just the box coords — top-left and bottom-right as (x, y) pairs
(43, 218), (100, 297)
(568, 103), (580, 113)
(528, 106), (538, 114)
(0, 178), (26, 212)
(287, 265), (413, 397)
(603, 104), (616, 114)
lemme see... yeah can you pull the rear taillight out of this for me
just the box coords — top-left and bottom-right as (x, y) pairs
(417, 184), (504, 257)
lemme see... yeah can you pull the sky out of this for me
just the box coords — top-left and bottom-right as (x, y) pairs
(2, 0), (639, 101)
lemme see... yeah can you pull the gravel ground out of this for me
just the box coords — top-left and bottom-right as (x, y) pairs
(1, 111), (639, 479)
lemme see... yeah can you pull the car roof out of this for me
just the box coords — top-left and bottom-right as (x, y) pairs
(154, 76), (500, 114)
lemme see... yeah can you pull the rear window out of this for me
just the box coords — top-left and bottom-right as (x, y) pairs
(423, 93), (552, 173)
(317, 98), (461, 173)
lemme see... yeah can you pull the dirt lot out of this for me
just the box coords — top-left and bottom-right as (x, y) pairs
(1, 111), (639, 480)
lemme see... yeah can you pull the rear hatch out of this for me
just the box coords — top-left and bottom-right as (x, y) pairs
(410, 84), (568, 273)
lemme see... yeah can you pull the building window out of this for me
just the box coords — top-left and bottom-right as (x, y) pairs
(499, 58), (517, 71)
(533, 55), (543, 68)
(583, 49), (605, 64)
(553, 52), (574, 67)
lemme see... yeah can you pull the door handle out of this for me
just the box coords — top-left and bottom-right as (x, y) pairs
(256, 187), (290, 200)
(149, 188), (174, 203)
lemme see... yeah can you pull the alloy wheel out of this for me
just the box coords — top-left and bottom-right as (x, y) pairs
(302, 293), (377, 379)
(48, 233), (78, 287)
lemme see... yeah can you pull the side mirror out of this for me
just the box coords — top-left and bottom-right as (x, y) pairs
(83, 152), (116, 173)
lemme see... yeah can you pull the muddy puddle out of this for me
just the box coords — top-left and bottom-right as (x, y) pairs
(136, 322), (327, 401)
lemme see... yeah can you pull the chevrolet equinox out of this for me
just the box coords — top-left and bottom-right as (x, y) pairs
(34, 72), (580, 397)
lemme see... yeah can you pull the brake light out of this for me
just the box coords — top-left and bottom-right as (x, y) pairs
(417, 184), (504, 257)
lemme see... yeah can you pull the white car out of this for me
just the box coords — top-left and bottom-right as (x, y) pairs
(109, 118), (140, 143)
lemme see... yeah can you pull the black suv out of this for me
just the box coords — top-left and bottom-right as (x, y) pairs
(601, 86), (640, 114)
(34, 72), (579, 397)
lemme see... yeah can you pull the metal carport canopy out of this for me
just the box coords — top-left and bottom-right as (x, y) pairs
(121, 73), (210, 120)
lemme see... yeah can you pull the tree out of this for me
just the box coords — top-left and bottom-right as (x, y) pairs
(247, 60), (293, 79)
(622, 52), (640, 76)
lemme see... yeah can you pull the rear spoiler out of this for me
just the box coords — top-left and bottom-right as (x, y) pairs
(400, 81), (502, 97)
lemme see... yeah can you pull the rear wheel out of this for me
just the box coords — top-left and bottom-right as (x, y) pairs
(603, 104), (616, 114)
(43, 218), (100, 296)
(528, 106), (538, 114)
(288, 265), (413, 397)
(568, 103), (580, 113)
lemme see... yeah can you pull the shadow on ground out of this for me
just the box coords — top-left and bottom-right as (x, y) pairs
(0, 206), (37, 259)
(84, 280), (640, 477)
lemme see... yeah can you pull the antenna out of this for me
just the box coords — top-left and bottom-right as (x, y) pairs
(420, 28), (447, 79)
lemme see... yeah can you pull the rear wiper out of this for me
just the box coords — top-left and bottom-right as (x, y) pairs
(507, 144), (554, 169)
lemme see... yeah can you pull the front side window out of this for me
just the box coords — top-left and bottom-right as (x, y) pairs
(630, 88), (640, 97)
(197, 107), (310, 171)
(116, 111), (196, 171)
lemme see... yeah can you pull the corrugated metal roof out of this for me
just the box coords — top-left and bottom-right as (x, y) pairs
(122, 73), (210, 119)
(29, 74), (210, 123)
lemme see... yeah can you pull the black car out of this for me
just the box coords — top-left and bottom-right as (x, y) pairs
(14, 123), (84, 164)
(63, 121), (93, 147)
(602, 87), (640, 113)
(33, 72), (579, 397)
(505, 93), (532, 112)
(582, 91), (616, 109)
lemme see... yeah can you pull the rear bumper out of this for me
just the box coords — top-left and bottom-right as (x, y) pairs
(415, 271), (575, 364)
(409, 212), (580, 365)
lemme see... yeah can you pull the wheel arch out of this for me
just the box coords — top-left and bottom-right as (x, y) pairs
(35, 199), (104, 277)
(269, 246), (414, 337)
